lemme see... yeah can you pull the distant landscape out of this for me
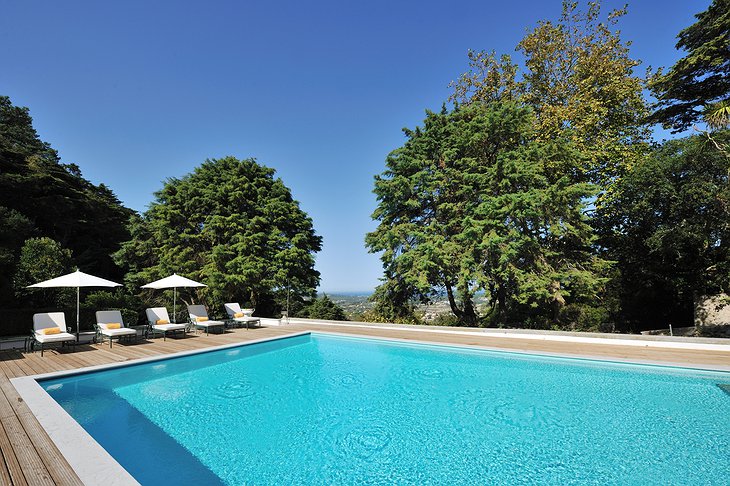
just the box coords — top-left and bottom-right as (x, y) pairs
(322, 293), (374, 318)
(322, 292), (489, 324)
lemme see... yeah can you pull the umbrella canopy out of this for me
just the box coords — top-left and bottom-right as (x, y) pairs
(28, 270), (122, 334)
(141, 274), (207, 290)
(141, 273), (206, 323)
(28, 270), (122, 289)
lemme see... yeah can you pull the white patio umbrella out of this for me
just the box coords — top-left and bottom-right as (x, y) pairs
(141, 273), (207, 323)
(28, 270), (122, 335)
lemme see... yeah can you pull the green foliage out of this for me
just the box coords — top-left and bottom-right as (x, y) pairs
(596, 132), (730, 329)
(82, 289), (143, 327)
(0, 95), (133, 307)
(368, 102), (611, 328)
(451, 1), (650, 189)
(115, 156), (322, 316)
(299, 295), (348, 321)
(364, 272), (424, 324)
(13, 237), (73, 307)
(649, 0), (730, 131)
(0, 207), (36, 305)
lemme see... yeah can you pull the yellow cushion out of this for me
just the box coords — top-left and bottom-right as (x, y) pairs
(41, 327), (61, 335)
(233, 312), (244, 318)
(106, 323), (121, 329)
(196, 316), (208, 322)
(156, 319), (169, 325)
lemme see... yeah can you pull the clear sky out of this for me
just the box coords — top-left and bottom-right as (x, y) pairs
(0, 0), (700, 292)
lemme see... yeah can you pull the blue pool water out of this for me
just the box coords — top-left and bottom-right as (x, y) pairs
(42, 333), (730, 485)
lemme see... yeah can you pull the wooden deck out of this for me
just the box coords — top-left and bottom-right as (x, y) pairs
(0, 323), (728, 485)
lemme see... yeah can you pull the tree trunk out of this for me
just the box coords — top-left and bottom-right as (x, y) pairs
(446, 283), (479, 326)
(445, 283), (463, 320)
(550, 280), (566, 322)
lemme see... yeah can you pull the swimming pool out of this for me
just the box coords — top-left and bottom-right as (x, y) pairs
(38, 333), (730, 484)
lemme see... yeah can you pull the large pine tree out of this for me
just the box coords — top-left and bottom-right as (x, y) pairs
(115, 156), (322, 316)
(367, 103), (611, 328)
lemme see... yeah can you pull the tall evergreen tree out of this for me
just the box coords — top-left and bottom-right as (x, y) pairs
(368, 103), (611, 328)
(115, 157), (322, 315)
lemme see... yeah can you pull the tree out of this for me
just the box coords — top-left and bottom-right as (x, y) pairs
(0, 207), (36, 305)
(13, 237), (73, 307)
(0, 95), (133, 306)
(115, 157), (322, 316)
(301, 295), (348, 321)
(649, 0), (730, 132)
(597, 132), (730, 330)
(368, 102), (611, 328)
(367, 272), (424, 324)
(451, 1), (650, 189)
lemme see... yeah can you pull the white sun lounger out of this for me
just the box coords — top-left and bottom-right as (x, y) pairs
(95, 310), (138, 348)
(145, 307), (187, 341)
(187, 305), (225, 335)
(224, 303), (261, 329)
(32, 312), (77, 357)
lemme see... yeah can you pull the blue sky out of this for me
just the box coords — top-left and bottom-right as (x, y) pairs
(1, 0), (700, 292)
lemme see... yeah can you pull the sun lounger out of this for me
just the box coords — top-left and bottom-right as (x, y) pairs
(32, 312), (77, 357)
(224, 303), (261, 329)
(145, 307), (187, 341)
(187, 305), (226, 335)
(95, 310), (138, 348)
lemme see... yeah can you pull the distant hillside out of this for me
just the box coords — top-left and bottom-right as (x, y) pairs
(321, 293), (374, 317)
(321, 292), (490, 323)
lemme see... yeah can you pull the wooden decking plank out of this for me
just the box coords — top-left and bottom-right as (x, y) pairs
(0, 359), (23, 380)
(0, 415), (55, 486)
(0, 381), (26, 421)
(14, 413), (82, 486)
(0, 420), (26, 486)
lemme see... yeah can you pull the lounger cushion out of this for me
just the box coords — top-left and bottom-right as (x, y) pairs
(106, 323), (121, 329)
(101, 328), (137, 337)
(34, 332), (76, 344)
(195, 320), (225, 327)
(234, 312), (244, 318)
(195, 316), (207, 322)
(42, 327), (61, 335)
(156, 319), (169, 325)
(153, 323), (186, 331)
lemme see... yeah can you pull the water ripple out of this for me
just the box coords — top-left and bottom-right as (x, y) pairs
(213, 381), (256, 400)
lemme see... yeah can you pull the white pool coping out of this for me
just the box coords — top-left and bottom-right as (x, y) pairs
(11, 328), (730, 485)
(315, 330), (730, 373)
(289, 318), (730, 352)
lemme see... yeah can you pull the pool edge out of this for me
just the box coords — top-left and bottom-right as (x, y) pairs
(11, 330), (311, 486)
(11, 327), (729, 486)
(312, 330), (730, 373)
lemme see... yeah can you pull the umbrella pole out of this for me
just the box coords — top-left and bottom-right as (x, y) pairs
(173, 287), (177, 324)
(76, 287), (80, 338)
